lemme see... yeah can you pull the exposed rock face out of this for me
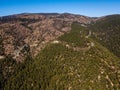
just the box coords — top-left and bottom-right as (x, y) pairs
(0, 13), (96, 62)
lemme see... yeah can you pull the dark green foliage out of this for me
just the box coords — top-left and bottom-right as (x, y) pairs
(0, 54), (32, 89)
(0, 35), (4, 55)
(59, 23), (89, 47)
(0, 55), (17, 89)
(89, 15), (120, 57)
(3, 23), (120, 90)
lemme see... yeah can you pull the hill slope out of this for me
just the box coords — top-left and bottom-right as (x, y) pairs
(0, 13), (94, 62)
(3, 23), (120, 90)
(0, 13), (96, 89)
(89, 14), (120, 58)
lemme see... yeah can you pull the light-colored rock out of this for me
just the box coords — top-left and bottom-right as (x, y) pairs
(0, 56), (5, 59)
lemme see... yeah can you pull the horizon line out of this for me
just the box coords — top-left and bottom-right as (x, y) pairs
(0, 12), (120, 18)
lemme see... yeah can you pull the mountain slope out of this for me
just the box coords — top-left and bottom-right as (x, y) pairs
(89, 14), (120, 58)
(3, 23), (120, 90)
(0, 13), (94, 62)
(0, 13), (96, 89)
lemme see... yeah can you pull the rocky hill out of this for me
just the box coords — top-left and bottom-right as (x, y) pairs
(0, 13), (120, 90)
(0, 13), (95, 62)
(3, 22), (120, 90)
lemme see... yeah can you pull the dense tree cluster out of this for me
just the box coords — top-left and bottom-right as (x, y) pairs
(89, 15), (120, 57)
(2, 23), (120, 90)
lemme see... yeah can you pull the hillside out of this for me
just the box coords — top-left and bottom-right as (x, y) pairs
(0, 13), (96, 89)
(89, 14), (120, 58)
(0, 13), (94, 62)
(1, 13), (120, 90)
(3, 23), (120, 90)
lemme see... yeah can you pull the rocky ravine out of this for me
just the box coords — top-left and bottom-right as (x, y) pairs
(0, 13), (96, 62)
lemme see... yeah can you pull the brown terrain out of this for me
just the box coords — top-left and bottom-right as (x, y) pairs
(0, 13), (96, 62)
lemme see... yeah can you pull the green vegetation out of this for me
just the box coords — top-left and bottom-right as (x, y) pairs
(0, 54), (32, 89)
(3, 23), (120, 90)
(89, 15), (120, 58)
(0, 56), (17, 89)
(59, 22), (89, 47)
(0, 35), (4, 55)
